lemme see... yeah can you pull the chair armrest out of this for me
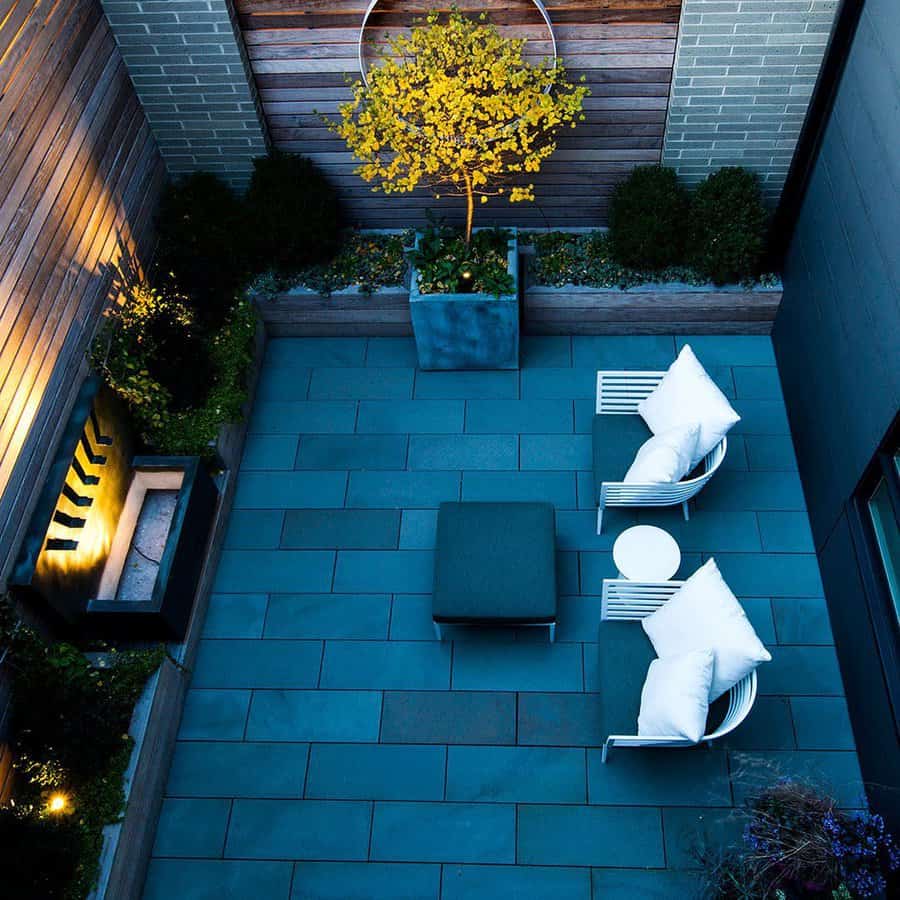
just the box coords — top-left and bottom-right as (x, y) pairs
(601, 579), (685, 620)
(596, 370), (664, 415)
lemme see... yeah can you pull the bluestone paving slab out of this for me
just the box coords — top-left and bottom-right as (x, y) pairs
(143, 860), (293, 900)
(370, 801), (516, 863)
(517, 805), (664, 867)
(178, 690), (250, 741)
(791, 697), (856, 750)
(398, 510), (438, 549)
(167, 742), (310, 798)
(295, 435), (408, 470)
(719, 696), (795, 750)
(663, 806), (745, 869)
(442, 864), (591, 900)
(553, 596), (603, 642)
(720, 434), (749, 470)
(586, 749), (732, 806)
(731, 399), (791, 435)
(558, 551), (581, 594)
(213, 550), (334, 593)
(203, 594), (268, 638)
(744, 435), (798, 470)
(407, 434), (517, 470)
(591, 869), (703, 899)
(675, 335), (775, 367)
(711, 553), (823, 596)
(757, 511), (816, 552)
(267, 338), (367, 368)
(465, 399), (573, 434)
(333, 550), (433, 593)
(241, 434), (299, 470)
(291, 862), (440, 900)
(413, 370), (519, 399)
(347, 471), (460, 507)
(308, 367), (414, 399)
(733, 365), (783, 399)
(694, 470), (806, 511)
(225, 799), (372, 860)
(356, 400), (464, 433)
(234, 471), (347, 509)
(520, 367), (596, 399)
(555, 509), (634, 551)
(264, 594), (391, 639)
(461, 471), (576, 507)
(772, 597), (834, 644)
(320, 640), (451, 689)
(519, 434), (592, 470)
(365, 337), (420, 367)
(741, 597), (777, 645)
(730, 751), (864, 809)
(452, 642), (583, 692)
(281, 509), (401, 549)
(380, 691), (516, 744)
(255, 367), (311, 401)
(192, 639), (322, 689)
(388, 594), (437, 639)
(224, 510), (284, 549)
(761, 645), (843, 695)
(250, 401), (357, 435)
(573, 400), (596, 435)
(446, 746), (586, 803)
(305, 744), (445, 801)
(246, 690), (382, 742)
(521, 335), (572, 367)
(573, 335), (675, 369)
(636, 508), (763, 553)
(153, 798), (231, 857)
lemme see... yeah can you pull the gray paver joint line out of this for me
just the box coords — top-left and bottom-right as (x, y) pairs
(144, 337), (858, 897)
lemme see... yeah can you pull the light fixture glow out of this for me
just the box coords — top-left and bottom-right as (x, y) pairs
(47, 793), (70, 815)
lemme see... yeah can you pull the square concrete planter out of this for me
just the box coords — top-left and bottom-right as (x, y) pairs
(409, 228), (520, 370)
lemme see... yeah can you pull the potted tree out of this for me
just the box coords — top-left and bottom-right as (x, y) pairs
(334, 10), (587, 369)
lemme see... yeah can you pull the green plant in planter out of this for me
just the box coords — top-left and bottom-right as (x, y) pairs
(608, 165), (689, 269)
(688, 167), (768, 285)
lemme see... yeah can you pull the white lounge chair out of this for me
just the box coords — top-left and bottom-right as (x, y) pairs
(593, 370), (727, 533)
(597, 577), (757, 763)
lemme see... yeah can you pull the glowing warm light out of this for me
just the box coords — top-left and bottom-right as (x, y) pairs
(47, 793), (70, 815)
(461, 270), (472, 280)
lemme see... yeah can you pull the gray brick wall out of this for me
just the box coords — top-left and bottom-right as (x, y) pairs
(663, 0), (839, 204)
(100, 0), (268, 188)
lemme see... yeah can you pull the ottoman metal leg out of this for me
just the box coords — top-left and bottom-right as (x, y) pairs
(548, 622), (556, 643)
(433, 621), (442, 641)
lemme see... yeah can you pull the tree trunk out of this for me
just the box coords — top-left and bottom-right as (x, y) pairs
(463, 173), (474, 245)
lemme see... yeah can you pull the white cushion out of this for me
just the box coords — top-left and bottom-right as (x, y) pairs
(638, 344), (740, 467)
(637, 649), (714, 744)
(641, 558), (771, 701)
(624, 423), (700, 484)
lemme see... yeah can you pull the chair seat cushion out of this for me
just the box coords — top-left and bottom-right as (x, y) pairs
(432, 502), (557, 624)
(591, 414), (652, 502)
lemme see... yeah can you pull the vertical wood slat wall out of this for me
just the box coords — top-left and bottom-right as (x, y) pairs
(0, 0), (165, 579)
(236, 0), (682, 227)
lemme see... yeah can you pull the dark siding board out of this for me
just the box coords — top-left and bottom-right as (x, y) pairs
(772, 0), (900, 825)
(0, 0), (164, 577)
(236, 0), (680, 227)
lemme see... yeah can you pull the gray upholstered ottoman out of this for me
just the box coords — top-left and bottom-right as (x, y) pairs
(432, 501), (558, 640)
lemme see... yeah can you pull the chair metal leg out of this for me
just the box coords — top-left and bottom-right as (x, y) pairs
(597, 505), (604, 535)
(601, 740), (611, 764)
(548, 622), (556, 643)
(433, 621), (442, 641)
(682, 500), (690, 521)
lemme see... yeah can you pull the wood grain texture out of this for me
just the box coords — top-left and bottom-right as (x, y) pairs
(0, 0), (165, 578)
(236, 0), (680, 227)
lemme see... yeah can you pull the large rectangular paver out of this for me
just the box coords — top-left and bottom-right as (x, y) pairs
(192, 640), (323, 689)
(791, 697), (855, 750)
(662, 806), (745, 870)
(446, 746), (586, 803)
(167, 742), (310, 798)
(757, 511), (816, 552)
(591, 869), (702, 898)
(153, 798), (231, 857)
(519, 434), (592, 470)
(772, 597), (834, 644)
(281, 509), (401, 549)
(517, 693), (605, 746)
(264, 594), (391, 640)
(333, 550), (433, 593)
(761, 645), (843, 695)
(636, 508), (763, 553)
(295, 435), (408, 470)
(241, 434), (299, 470)
(408, 435), (517, 470)
(521, 336), (572, 367)
(465, 399), (573, 433)
(720, 696), (796, 750)
(203, 594), (268, 638)
(365, 337), (419, 367)
(745, 435), (798, 470)
(234, 472), (347, 509)
(712, 553), (824, 597)
(178, 690), (250, 741)
(291, 862), (440, 900)
(305, 744), (446, 801)
(461, 471), (576, 507)
(246, 690), (382, 742)
(452, 642), (583, 692)
(267, 338), (367, 368)
(347, 471), (460, 508)
(225, 511), (284, 549)
(356, 400), (464, 433)
(517, 805), (664, 867)
(320, 641), (451, 690)
(144, 860), (293, 900)
(675, 335), (775, 367)
(520, 368), (596, 399)
(398, 510), (438, 549)
(213, 550), (335, 593)
(695, 471), (806, 511)
(250, 401), (357, 435)
(381, 691), (516, 744)
(574, 335), (675, 369)
(442, 864), (591, 900)
(414, 370), (518, 399)
(308, 367), (414, 400)
(226, 799), (372, 860)
(371, 802), (516, 863)
(733, 366), (783, 400)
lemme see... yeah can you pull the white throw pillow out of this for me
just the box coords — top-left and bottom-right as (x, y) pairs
(637, 649), (714, 744)
(638, 344), (740, 467)
(641, 558), (771, 701)
(624, 423), (700, 484)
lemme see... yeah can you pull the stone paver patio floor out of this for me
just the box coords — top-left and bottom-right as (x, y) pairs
(143, 335), (862, 900)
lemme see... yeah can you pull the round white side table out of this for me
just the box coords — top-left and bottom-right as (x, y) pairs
(612, 525), (681, 581)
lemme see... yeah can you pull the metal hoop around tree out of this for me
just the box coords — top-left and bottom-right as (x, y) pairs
(356, 0), (558, 90)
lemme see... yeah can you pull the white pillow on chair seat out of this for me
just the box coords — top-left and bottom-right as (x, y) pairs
(624, 423), (700, 484)
(638, 344), (740, 467)
(642, 558), (771, 701)
(637, 649), (714, 744)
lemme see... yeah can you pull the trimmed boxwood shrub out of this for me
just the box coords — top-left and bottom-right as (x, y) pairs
(244, 151), (341, 275)
(688, 166), (768, 285)
(608, 165), (689, 269)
